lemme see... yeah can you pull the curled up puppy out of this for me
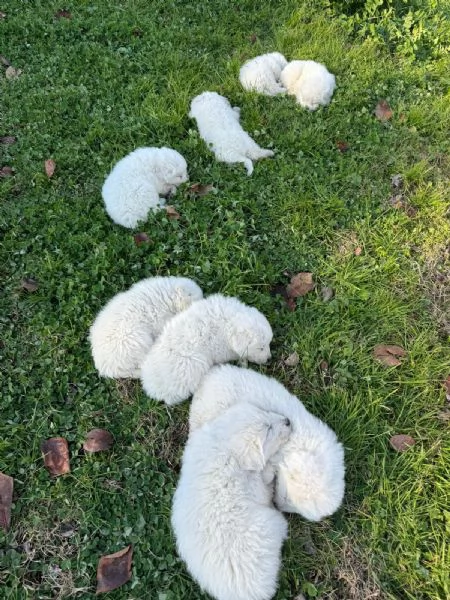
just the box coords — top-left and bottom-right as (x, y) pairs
(239, 52), (288, 96)
(172, 403), (291, 600)
(140, 294), (273, 405)
(280, 60), (336, 111)
(189, 91), (274, 175)
(89, 276), (203, 378)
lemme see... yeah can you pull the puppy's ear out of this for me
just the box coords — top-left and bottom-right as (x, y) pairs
(234, 433), (266, 471)
(228, 314), (252, 358)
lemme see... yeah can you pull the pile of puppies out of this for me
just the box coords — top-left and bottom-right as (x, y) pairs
(102, 52), (336, 228)
(89, 276), (345, 600)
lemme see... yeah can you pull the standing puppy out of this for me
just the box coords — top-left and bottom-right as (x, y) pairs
(239, 52), (288, 96)
(140, 294), (273, 404)
(189, 91), (274, 175)
(102, 147), (188, 228)
(280, 60), (336, 110)
(172, 403), (291, 600)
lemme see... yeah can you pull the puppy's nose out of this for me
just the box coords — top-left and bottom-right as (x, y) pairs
(284, 418), (291, 427)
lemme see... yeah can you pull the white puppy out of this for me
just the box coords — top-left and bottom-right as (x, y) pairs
(89, 277), (203, 378)
(189, 91), (274, 175)
(140, 294), (273, 405)
(102, 147), (188, 228)
(239, 52), (288, 96)
(172, 403), (291, 600)
(190, 365), (345, 521)
(280, 60), (336, 110)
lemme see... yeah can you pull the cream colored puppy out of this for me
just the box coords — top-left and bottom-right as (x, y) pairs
(239, 52), (288, 96)
(280, 60), (336, 110)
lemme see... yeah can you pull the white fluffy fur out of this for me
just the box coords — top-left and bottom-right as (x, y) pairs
(89, 277), (203, 378)
(172, 403), (291, 600)
(280, 60), (336, 110)
(140, 294), (273, 405)
(190, 365), (345, 521)
(102, 147), (188, 228)
(189, 91), (274, 175)
(239, 52), (288, 96)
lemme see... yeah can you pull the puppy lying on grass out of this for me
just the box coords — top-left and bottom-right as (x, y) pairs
(189, 91), (274, 175)
(102, 146), (188, 228)
(190, 364), (345, 521)
(172, 403), (291, 600)
(281, 60), (336, 110)
(140, 294), (273, 404)
(89, 276), (203, 378)
(239, 52), (288, 96)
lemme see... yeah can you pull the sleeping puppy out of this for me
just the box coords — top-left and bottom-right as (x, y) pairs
(172, 403), (291, 600)
(102, 146), (188, 228)
(140, 294), (273, 405)
(239, 52), (288, 96)
(280, 60), (336, 110)
(190, 364), (345, 522)
(189, 91), (274, 175)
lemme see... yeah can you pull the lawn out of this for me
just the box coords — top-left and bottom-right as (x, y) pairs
(1, 1), (449, 599)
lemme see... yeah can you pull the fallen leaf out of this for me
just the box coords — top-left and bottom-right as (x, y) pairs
(0, 136), (16, 145)
(55, 9), (72, 19)
(443, 375), (450, 401)
(0, 166), (14, 177)
(388, 194), (417, 217)
(20, 277), (39, 292)
(83, 429), (114, 453)
(0, 55), (11, 67)
(389, 434), (416, 452)
(284, 352), (299, 367)
(374, 99), (393, 122)
(286, 272), (315, 298)
(5, 66), (22, 80)
(336, 140), (350, 153)
(373, 344), (407, 367)
(45, 159), (56, 178)
(41, 437), (70, 476)
(96, 545), (133, 594)
(165, 205), (180, 219)
(188, 183), (215, 197)
(321, 286), (334, 301)
(0, 472), (14, 532)
(354, 246), (362, 256)
(133, 232), (151, 246)
(391, 174), (403, 188)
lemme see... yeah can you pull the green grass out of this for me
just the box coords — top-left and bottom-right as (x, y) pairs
(1, 1), (449, 598)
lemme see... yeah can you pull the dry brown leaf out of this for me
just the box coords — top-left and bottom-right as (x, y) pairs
(388, 194), (417, 217)
(188, 183), (215, 197)
(374, 99), (393, 122)
(444, 375), (450, 402)
(41, 437), (71, 476)
(0, 166), (14, 177)
(45, 159), (56, 178)
(55, 9), (72, 19)
(133, 232), (151, 246)
(96, 545), (133, 594)
(354, 246), (362, 256)
(165, 205), (180, 219)
(5, 66), (22, 80)
(389, 434), (416, 452)
(284, 352), (299, 367)
(0, 472), (14, 532)
(286, 272), (315, 298)
(373, 344), (407, 367)
(20, 277), (39, 292)
(83, 429), (114, 453)
(336, 140), (350, 153)
(0, 136), (16, 145)
(321, 286), (334, 301)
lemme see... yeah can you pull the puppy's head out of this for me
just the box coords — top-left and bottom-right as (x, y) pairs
(267, 52), (288, 70)
(280, 60), (306, 90)
(223, 404), (291, 471)
(153, 148), (188, 190)
(189, 91), (230, 119)
(228, 308), (273, 364)
(172, 278), (203, 311)
(274, 426), (345, 521)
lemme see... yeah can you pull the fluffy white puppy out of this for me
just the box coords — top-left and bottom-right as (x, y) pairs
(140, 294), (273, 405)
(190, 365), (345, 521)
(189, 91), (274, 175)
(239, 52), (288, 96)
(172, 403), (291, 600)
(102, 147), (188, 228)
(89, 277), (203, 378)
(280, 60), (336, 110)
